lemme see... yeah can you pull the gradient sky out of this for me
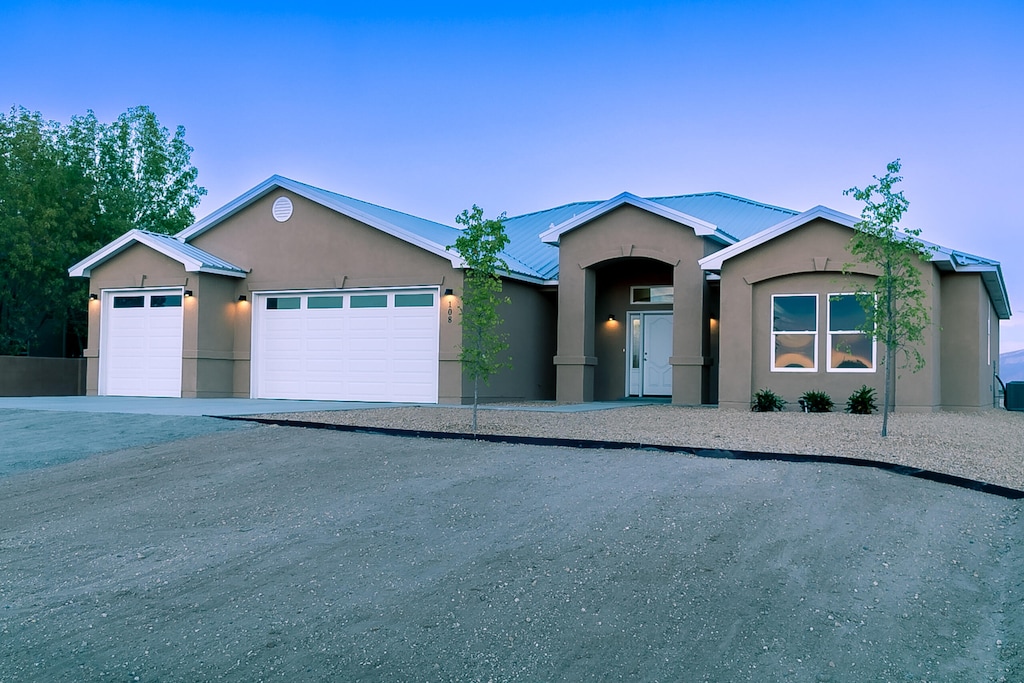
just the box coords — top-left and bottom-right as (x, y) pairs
(5, 0), (1023, 351)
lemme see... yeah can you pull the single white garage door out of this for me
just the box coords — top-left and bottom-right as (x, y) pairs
(100, 288), (184, 397)
(253, 288), (439, 402)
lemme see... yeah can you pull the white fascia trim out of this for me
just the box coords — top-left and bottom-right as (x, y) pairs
(699, 205), (857, 271)
(68, 230), (137, 277)
(68, 229), (247, 278)
(539, 192), (718, 245)
(177, 175), (463, 269)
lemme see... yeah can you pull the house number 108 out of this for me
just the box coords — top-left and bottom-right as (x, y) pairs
(447, 303), (453, 324)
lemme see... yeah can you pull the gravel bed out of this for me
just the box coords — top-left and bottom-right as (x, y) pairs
(259, 405), (1024, 491)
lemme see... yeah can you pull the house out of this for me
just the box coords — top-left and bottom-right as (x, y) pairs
(69, 176), (1011, 411)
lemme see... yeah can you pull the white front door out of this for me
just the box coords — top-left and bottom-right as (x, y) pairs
(627, 312), (673, 397)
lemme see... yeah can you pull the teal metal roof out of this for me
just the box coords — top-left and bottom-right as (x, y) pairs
(139, 231), (249, 275)
(648, 192), (798, 242)
(288, 180), (465, 253)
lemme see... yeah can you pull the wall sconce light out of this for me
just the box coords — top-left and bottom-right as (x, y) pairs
(607, 314), (616, 322)
(89, 293), (98, 301)
(184, 290), (193, 298)
(444, 288), (454, 296)
(238, 294), (247, 302)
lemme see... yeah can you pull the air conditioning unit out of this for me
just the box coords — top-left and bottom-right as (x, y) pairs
(1006, 381), (1024, 411)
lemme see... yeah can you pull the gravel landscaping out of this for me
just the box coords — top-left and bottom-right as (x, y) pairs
(267, 405), (1024, 492)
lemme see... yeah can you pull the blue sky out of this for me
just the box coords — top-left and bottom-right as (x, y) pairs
(5, 0), (1024, 351)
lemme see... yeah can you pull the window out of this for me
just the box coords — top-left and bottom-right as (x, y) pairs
(772, 294), (817, 371)
(308, 296), (345, 309)
(151, 295), (182, 308)
(266, 297), (301, 310)
(350, 294), (388, 308)
(631, 286), (673, 304)
(828, 294), (875, 372)
(395, 293), (434, 307)
(113, 296), (145, 309)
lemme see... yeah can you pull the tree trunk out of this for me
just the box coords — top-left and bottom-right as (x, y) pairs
(472, 376), (479, 437)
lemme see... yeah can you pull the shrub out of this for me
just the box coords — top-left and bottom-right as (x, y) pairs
(751, 388), (786, 412)
(799, 390), (834, 413)
(846, 385), (877, 414)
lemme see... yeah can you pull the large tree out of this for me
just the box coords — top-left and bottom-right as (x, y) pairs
(844, 160), (933, 436)
(0, 105), (205, 356)
(449, 205), (511, 435)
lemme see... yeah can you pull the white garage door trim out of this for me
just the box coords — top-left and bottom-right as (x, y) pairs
(99, 287), (185, 397)
(251, 287), (440, 403)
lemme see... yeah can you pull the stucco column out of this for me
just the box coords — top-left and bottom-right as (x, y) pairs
(554, 265), (597, 402)
(669, 265), (706, 405)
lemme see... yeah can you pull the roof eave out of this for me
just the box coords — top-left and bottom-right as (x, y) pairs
(699, 205), (857, 271)
(178, 175), (462, 268)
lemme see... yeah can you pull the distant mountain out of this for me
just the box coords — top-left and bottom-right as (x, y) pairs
(999, 349), (1024, 383)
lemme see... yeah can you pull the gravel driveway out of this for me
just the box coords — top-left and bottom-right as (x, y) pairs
(1, 418), (1021, 682)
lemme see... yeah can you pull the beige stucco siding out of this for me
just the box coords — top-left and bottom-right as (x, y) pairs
(940, 273), (998, 410)
(457, 279), (557, 403)
(717, 218), (943, 411)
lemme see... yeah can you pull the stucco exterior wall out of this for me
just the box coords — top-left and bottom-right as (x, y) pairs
(940, 273), (998, 410)
(554, 205), (712, 404)
(459, 279), (557, 403)
(718, 219), (943, 411)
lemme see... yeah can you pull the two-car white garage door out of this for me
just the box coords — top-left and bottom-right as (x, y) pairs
(252, 288), (439, 402)
(100, 287), (440, 402)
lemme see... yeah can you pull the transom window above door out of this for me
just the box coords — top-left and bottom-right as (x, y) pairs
(631, 286), (673, 304)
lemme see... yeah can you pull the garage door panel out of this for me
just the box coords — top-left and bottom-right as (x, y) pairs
(254, 288), (438, 403)
(101, 288), (183, 398)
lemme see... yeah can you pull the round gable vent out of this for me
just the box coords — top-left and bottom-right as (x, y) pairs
(272, 196), (293, 222)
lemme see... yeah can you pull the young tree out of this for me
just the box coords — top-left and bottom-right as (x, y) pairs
(449, 205), (511, 435)
(844, 159), (934, 436)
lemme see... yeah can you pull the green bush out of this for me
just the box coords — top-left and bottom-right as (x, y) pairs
(751, 388), (786, 412)
(846, 385), (877, 414)
(799, 390), (834, 413)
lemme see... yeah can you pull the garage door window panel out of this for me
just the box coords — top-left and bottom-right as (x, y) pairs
(151, 295), (182, 308)
(267, 297), (301, 310)
(308, 296), (345, 309)
(351, 294), (388, 308)
(113, 295), (145, 309)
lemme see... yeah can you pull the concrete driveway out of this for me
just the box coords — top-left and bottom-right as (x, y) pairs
(0, 405), (1021, 682)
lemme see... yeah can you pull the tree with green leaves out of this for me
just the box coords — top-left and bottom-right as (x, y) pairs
(844, 159), (933, 436)
(449, 205), (511, 435)
(0, 105), (205, 356)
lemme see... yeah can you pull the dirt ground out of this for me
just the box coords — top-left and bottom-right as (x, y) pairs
(1, 420), (1022, 682)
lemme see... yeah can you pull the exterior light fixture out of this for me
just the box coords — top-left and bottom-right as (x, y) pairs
(184, 290), (193, 297)
(444, 288), (454, 296)
(89, 293), (98, 301)
(607, 314), (616, 322)
(238, 294), (247, 302)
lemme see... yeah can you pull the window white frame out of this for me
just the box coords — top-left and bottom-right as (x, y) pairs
(771, 293), (817, 372)
(630, 285), (674, 305)
(827, 293), (876, 373)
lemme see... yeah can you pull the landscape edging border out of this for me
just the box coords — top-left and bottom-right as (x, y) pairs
(215, 415), (1024, 500)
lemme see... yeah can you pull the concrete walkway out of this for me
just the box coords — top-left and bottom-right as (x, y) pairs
(0, 395), (666, 416)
